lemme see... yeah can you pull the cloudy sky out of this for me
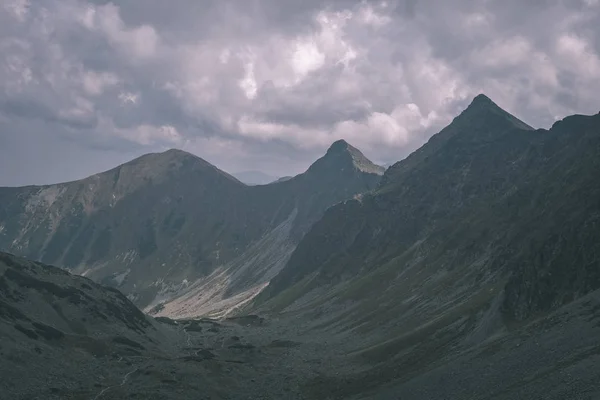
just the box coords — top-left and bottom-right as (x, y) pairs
(1, 0), (599, 185)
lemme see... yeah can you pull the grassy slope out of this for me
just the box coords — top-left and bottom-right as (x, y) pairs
(252, 103), (600, 396)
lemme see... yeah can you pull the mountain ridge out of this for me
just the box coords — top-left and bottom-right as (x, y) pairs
(256, 98), (600, 322)
(0, 140), (383, 318)
(1, 148), (241, 190)
(246, 97), (600, 398)
(3, 95), (600, 399)
(310, 139), (386, 176)
(380, 93), (534, 188)
(456, 93), (534, 131)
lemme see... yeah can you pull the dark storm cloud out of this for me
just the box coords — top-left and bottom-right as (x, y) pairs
(0, 0), (599, 185)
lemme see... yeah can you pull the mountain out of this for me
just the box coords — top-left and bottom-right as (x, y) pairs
(232, 170), (279, 185)
(0, 142), (383, 318)
(3, 253), (600, 400)
(4, 95), (600, 399)
(250, 94), (600, 397)
(0, 149), (246, 310)
(0, 251), (158, 398)
(147, 140), (384, 318)
(273, 176), (293, 183)
(0, 251), (322, 399)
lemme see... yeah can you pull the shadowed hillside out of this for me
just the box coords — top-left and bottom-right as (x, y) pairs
(0, 142), (383, 317)
(252, 95), (600, 397)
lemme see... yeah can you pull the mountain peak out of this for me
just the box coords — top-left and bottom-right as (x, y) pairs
(150, 148), (201, 161)
(102, 148), (242, 189)
(382, 94), (533, 187)
(471, 93), (493, 105)
(455, 94), (534, 132)
(162, 148), (193, 156)
(463, 93), (503, 115)
(325, 139), (367, 161)
(309, 140), (384, 175)
(327, 139), (352, 154)
(134, 148), (204, 166)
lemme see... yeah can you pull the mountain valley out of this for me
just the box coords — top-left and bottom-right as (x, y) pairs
(1, 94), (600, 399)
(2, 250), (600, 399)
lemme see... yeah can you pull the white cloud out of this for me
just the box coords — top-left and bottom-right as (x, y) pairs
(291, 40), (325, 79)
(82, 3), (160, 60)
(462, 12), (494, 29)
(118, 92), (139, 105)
(113, 123), (183, 146)
(237, 115), (327, 147)
(3, 0), (30, 22)
(331, 103), (439, 150)
(356, 4), (391, 27)
(555, 34), (600, 79)
(82, 71), (119, 95)
(239, 56), (258, 99)
(473, 36), (533, 69)
(219, 48), (231, 64)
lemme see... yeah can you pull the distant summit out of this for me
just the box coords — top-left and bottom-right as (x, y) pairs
(272, 176), (293, 183)
(309, 140), (385, 176)
(134, 148), (201, 163)
(88, 147), (241, 197)
(233, 170), (279, 185)
(120, 148), (212, 175)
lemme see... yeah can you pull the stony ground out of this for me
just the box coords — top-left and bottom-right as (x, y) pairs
(2, 251), (600, 400)
(4, 292), (600, 400)
(361, 290), (600, 400)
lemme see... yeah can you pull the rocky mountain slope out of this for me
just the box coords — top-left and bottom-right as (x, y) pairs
(250, 94), (600, 395)
(0, 251), (158, 398)
(3, 250), (600, 399)
(0, 251), (324, 399)
(2, 93), (600, 399)
(0, 141), (383, 317)
(259, 95), (600, 314)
